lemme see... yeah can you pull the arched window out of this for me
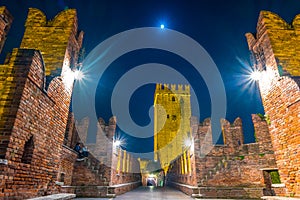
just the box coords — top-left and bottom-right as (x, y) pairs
(21, 136), (34, 164)
(172, 96), (175, 102)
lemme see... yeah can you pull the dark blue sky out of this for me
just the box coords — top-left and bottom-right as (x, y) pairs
(2, 0), (300, 154)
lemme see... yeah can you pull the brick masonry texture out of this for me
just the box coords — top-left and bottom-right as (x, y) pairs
(168, 11), (300, 199)
(0, 7), (142, 199)
(69, 116), (141, 197)
(20, 8), (83, 78)
(154, 84), (192, 174)
(246, 11), (300, 197)
(1, 6), (299, 200)
(167, 114), (278, 199)
(0, 8), (82, 199)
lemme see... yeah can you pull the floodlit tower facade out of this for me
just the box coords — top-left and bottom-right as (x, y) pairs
(154, 83), (191, 174)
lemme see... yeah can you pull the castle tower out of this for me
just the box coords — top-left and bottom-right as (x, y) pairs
(246, 11), (300, 197)
(154, 84), (191, 174)
(0, 6), (13, 54)
(0, 8), (83, 198)
(20, 8), (83, 86)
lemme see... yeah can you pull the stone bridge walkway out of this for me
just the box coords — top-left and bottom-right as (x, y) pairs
(75, 186), (233, 200)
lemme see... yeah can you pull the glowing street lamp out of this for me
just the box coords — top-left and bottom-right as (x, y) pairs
(160, 24), (165, 29)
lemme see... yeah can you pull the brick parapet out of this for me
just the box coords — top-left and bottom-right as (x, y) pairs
(246, 11), (300, 197)
(0, 48), (73, 198)
(0, 7), (82, 199)
(167, 115), (277, 194)
(59, 145), (77, 186)
(70, 116), (141, 197)
(20, 8), (83, 87)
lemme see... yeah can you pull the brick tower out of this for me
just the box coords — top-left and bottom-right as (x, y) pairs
(0, 6), (13, 54)
(246, 11), (300, 197)
(20, 8), (84, 86)
(154, 84), (192, 174)
(0, 8), (83, 198)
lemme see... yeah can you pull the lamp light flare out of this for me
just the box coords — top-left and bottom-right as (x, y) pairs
(114, 140), (121, 147)
(184, 138), (192, 147)
(250, 70), (261, 81)
(74, 70), (83, 80)
(62, 68), (75, 90)
(160, 24), (165, 29)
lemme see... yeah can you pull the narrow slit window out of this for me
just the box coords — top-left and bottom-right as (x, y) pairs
(21, 136), (34, 164)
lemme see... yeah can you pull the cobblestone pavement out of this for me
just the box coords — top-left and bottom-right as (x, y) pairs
(75, 186), (234, 200)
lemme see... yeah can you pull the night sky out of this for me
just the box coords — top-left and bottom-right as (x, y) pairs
(2, 0), (300, 156)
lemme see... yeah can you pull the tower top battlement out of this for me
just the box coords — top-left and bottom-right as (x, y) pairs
(246, 10), (300, 77)
(155, 83), (190, 94)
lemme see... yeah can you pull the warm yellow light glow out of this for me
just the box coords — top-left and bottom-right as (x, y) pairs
(148, 174), (156, 178)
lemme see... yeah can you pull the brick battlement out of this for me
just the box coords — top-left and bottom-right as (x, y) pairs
(0, 47), (74, 198)
(69, 115), (141, 197)
(21, 8), (83, 86)
(0, 7), (83, 199)
(155, 83), (190, 93)
(0, 6), (141, 199)
(167, 114), (277, 198)
(246, 11), (300, 77)
(246, 11), (300, 197)
(194, 114), (272, 152)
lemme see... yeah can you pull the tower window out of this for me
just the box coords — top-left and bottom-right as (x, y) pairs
(172, 96), (175, 101)
(21, 136), (34, 164)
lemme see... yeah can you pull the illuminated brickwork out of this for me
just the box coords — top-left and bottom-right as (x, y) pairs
(246, 11), (300, 197)
(154, 84), (191, 174)
(167, 114), (278, 199)
(0, 8), (82, 199)
(0, 7), (141, 199)
(0, 6), (13, 54)
(20, 8), (83, 83)
(69, 117), (141, 197)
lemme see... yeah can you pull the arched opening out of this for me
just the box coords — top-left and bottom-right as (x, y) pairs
(21, 136), (34, 164)
(60, 173), (65, 183)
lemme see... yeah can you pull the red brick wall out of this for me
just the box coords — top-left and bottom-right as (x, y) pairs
(246, 11), (300, 197)
(0, 8), (82, 199)
(198, 115), (276, 187)
(0, 49), (68, 199)
(70, 117), (141, 197)
(59, 146), (77, 186)
(71, 155), (110, 186)
(167, 115), (277, 191)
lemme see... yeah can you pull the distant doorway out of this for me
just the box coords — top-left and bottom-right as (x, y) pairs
(146, 177), (157, 186)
